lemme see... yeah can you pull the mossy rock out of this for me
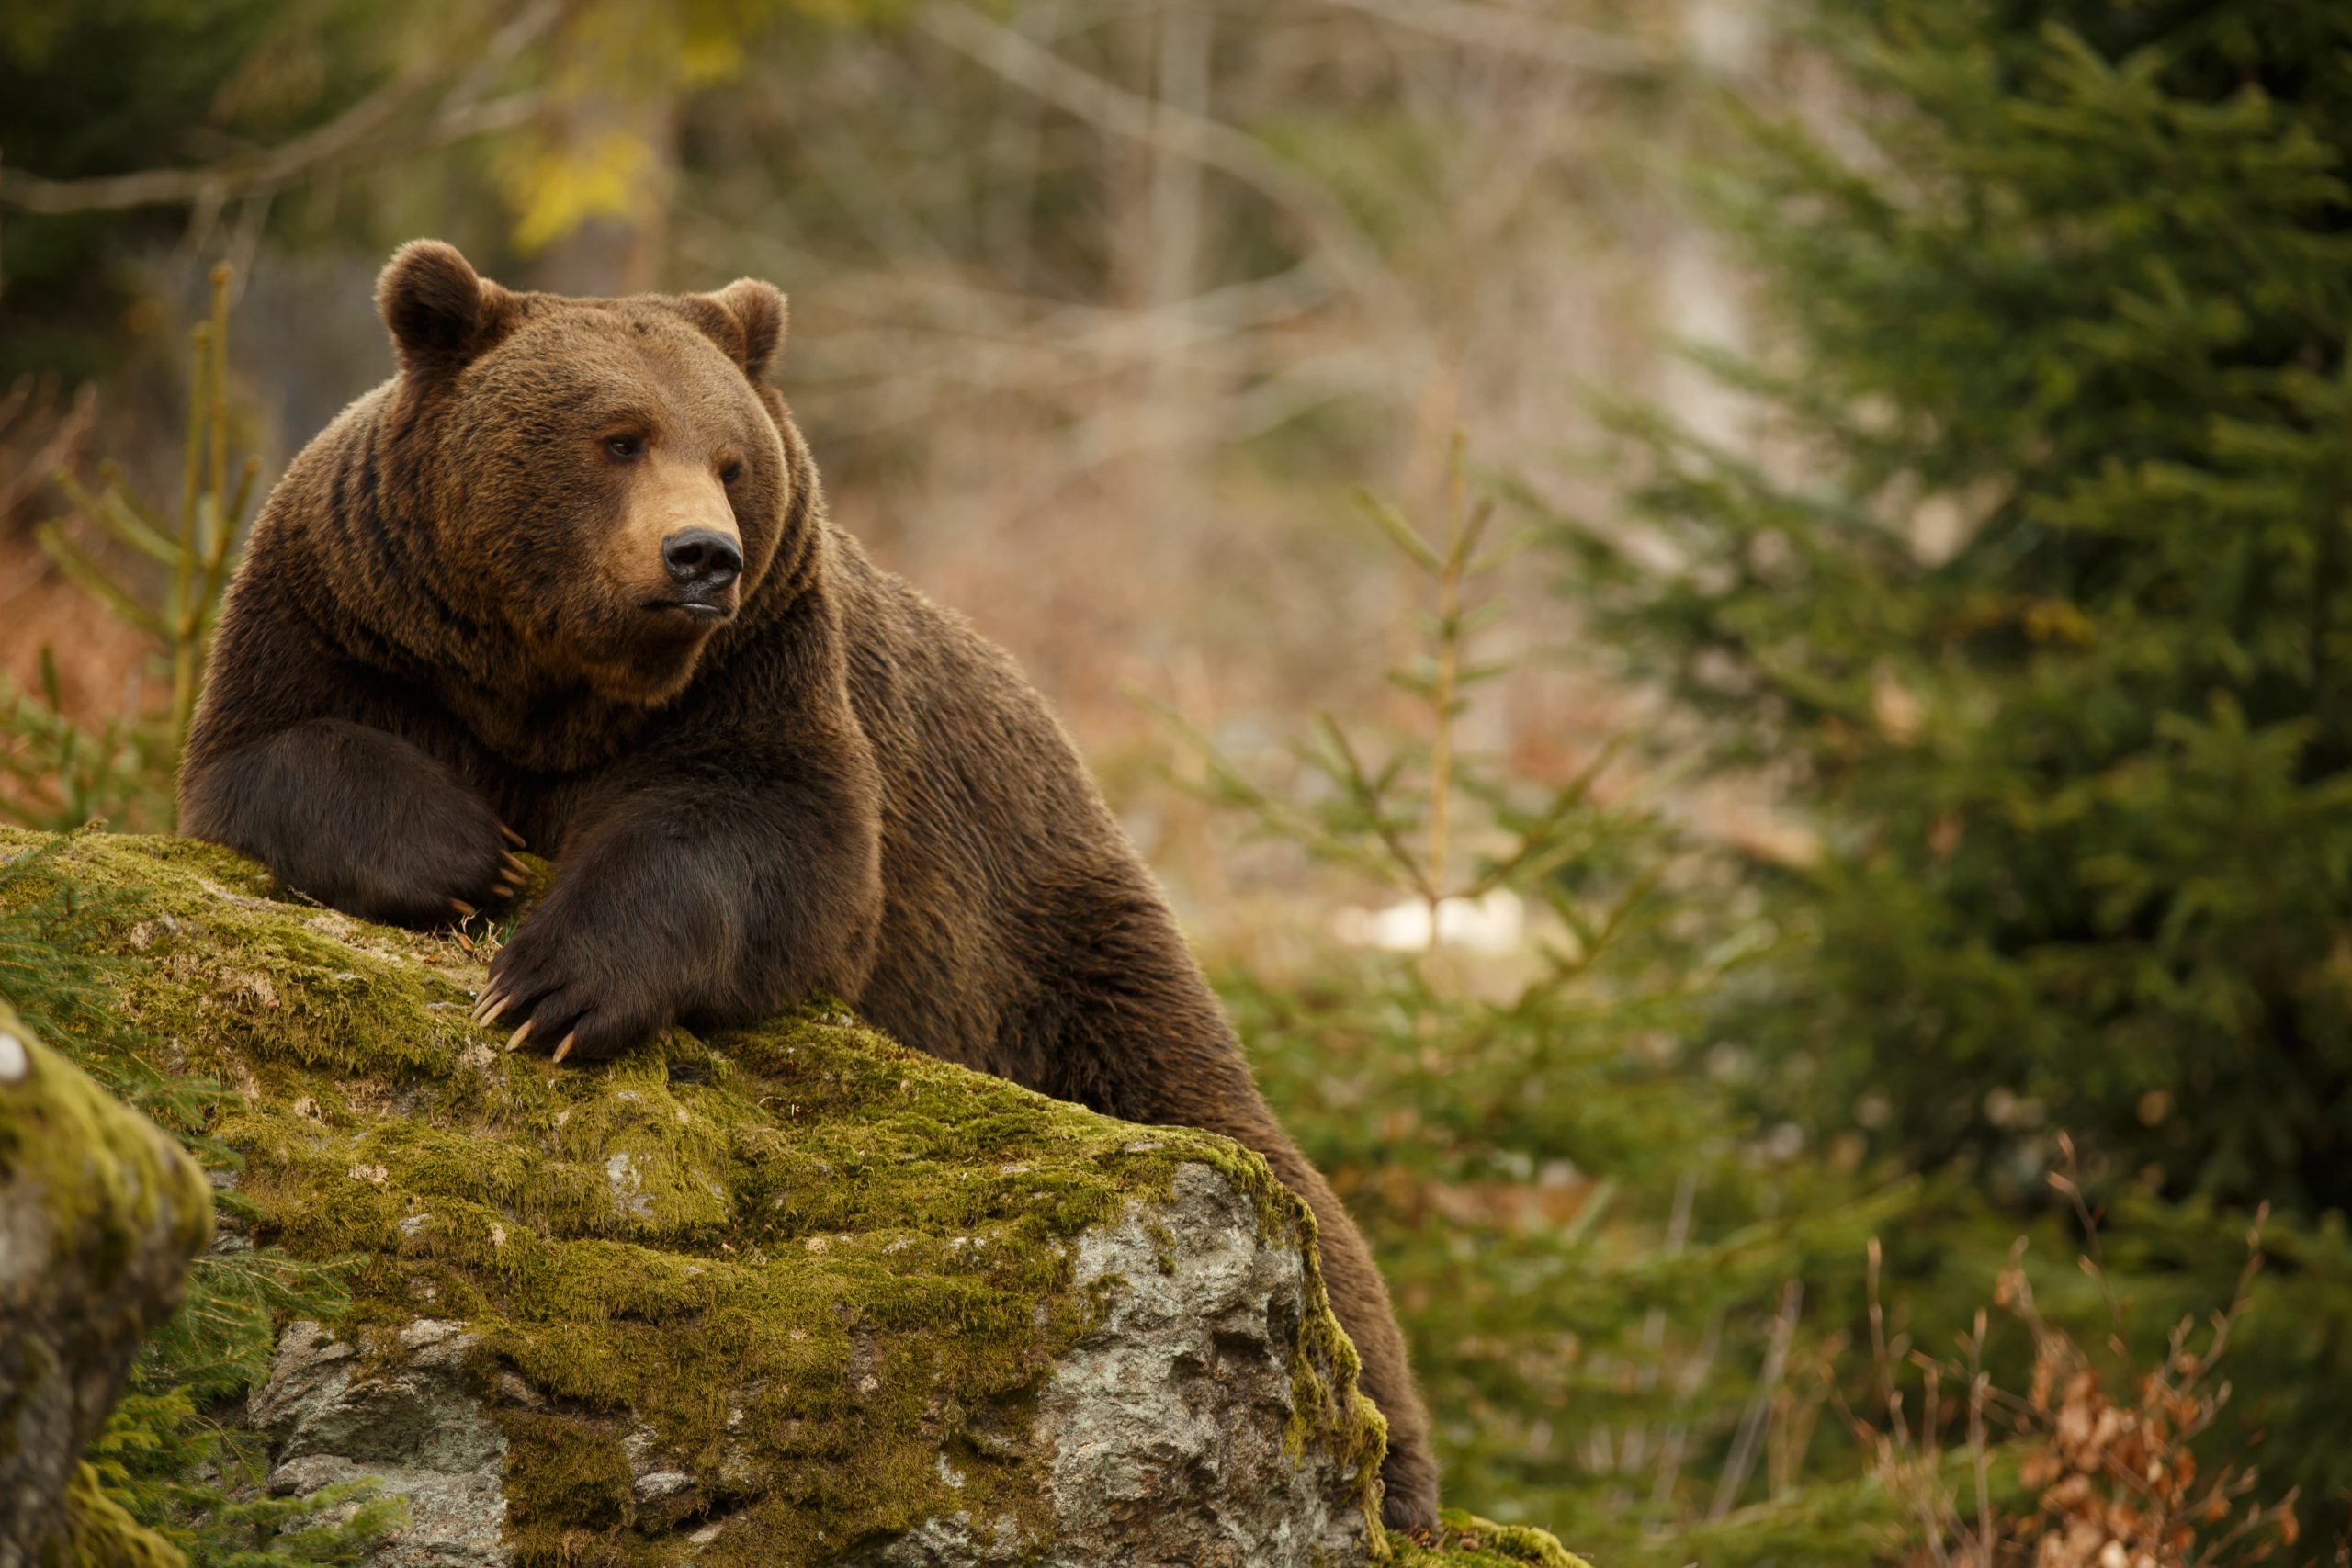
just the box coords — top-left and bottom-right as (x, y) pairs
(1385, 1511), (1595, 1568)
(0, 829), (1408, 1566)
(0, 1005), (210, 1567)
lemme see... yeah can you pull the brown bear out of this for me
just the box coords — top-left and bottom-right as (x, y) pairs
(179, 239), (1437, 1528)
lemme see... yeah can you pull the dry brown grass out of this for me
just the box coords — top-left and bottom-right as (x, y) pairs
(1842, 1140), (2301, 1568)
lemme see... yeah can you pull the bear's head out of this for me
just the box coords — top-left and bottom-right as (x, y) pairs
(373, 240), (802, 710)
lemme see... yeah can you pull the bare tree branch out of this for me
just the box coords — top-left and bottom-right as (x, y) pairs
(0, 0), (567, 216)
(1326, 0), (1668, 76)
(0, 381), (96, 523)
(913, 1), (1423, 344)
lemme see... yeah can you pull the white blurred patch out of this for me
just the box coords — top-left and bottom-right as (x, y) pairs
(1331, 889), (1525, 954)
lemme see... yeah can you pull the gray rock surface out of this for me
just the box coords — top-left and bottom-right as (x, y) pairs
(847, 1164), (1370, 1568)
(248, 1318), (509, 1568)
(252, 1165), (1369, 1568)
(1040, 1163), (1368, 1567)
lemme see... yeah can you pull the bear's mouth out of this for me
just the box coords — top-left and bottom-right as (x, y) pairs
(639, 597), (735, 625)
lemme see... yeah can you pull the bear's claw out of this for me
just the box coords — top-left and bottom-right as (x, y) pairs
(492, 852), (530, 898)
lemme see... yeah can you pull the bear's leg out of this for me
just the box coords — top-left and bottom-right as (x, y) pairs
(480, 766), (885, 1063)
(179, 718), (515, 927)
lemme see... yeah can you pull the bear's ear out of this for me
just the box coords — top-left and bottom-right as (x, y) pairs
(682, 278), (788, 381)
(717, 279), (787, 379)
(377, 241), (518, 376)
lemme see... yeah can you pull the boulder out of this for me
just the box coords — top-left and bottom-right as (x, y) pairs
(0, 830), (1384, 1566)
(0, 1003), (213, 1568)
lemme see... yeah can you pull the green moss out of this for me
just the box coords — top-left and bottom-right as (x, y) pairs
(1, 1005), (213, 1566)
(0, 1010), (207, 1568)
(502, 1413), (637, 1544)
(1384, 1511), (1593, 1568)
(40, 1462), (187, 1568)
(0, 829), (1386, 1563)
(0, 1003), (214, 1313)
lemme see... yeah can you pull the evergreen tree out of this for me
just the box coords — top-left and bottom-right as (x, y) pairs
(1552, 0), (2352, 1537)
(1566, 0), (2352, 1215)
(1183, 459), (1927, 1562)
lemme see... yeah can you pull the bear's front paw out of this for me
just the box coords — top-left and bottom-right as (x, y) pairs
(477, 912), (673, 1064)
(317, 794), (529, 929)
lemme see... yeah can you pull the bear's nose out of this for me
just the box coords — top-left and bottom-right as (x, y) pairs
(662, 528), (743, 592)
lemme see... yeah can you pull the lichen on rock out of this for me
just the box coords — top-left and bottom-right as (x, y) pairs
(0, 829), (1401, 1566)
(0, 1002), (213, 1568)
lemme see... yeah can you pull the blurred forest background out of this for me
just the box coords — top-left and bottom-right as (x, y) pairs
(5, 0), (2350, 1563)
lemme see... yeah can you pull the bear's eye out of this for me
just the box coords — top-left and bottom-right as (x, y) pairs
(719, 459), (744, 486)
(605, 434), (646, 462)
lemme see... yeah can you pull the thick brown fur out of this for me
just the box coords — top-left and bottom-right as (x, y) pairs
(180, 240), (1439, 1528)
